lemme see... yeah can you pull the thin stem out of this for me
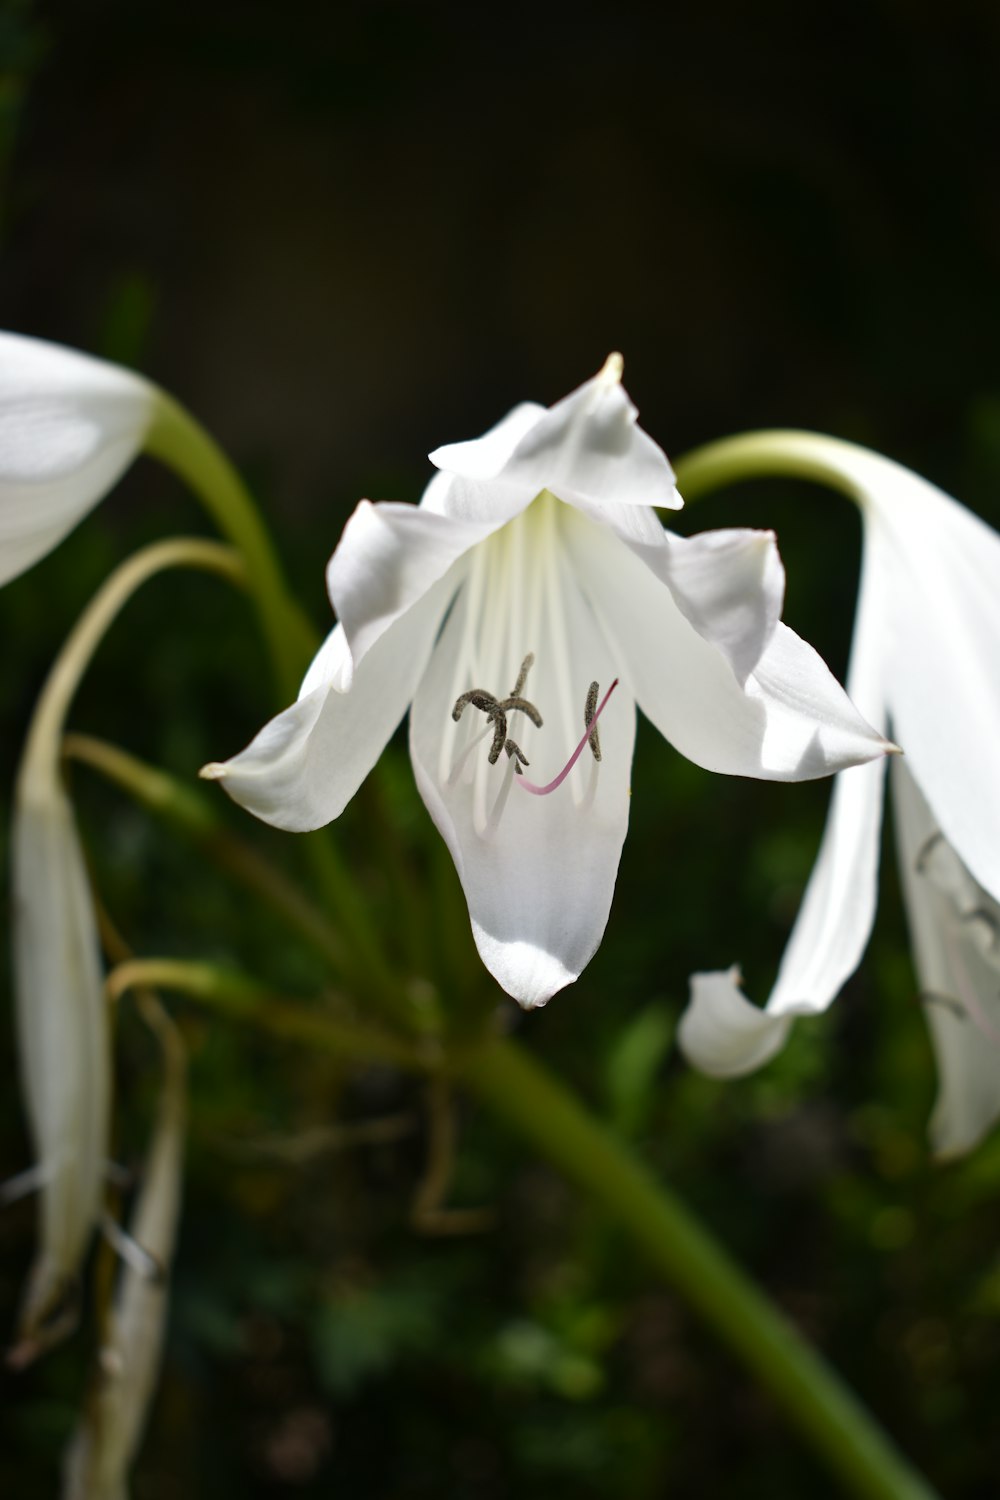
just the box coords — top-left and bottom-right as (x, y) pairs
(673, 429), (869, 508)
(146, 394), (316, 699)
(135, 948), (936, 1500)
(459, 1039), (939, 1500)
(106, 959), (437, 1076)
(19, 539), (246, 796)
(63, 734), (349, 975)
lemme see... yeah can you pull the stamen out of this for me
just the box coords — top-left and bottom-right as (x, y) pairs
(517, 679), (619, 798)
(510, 652), (534, 699)
(584, 681), (602, 761)
(452, 689), (499, 723)
(450, 653), (542, 772)
(504, 739), (529, 774)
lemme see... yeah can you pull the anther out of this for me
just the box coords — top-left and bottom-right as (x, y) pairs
(518, 678), (619, 798)
(451, 653), (543, 770)
(584, 681), (602, 761)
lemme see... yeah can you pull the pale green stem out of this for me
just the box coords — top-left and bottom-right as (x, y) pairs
(19, 538), (246, 799)
(106, 959), (437, 1076)
(62, 735), (350, 976)
(133, 952), (937, 1500)
(146, 395), (398, 998)
(674, 429), (868, 508)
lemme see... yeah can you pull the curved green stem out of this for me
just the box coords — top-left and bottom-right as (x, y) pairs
(146, 395), (317, 699)
(106, 958), (437, 1076)
(674, 429), (870, 508)
(143, 945), (936, 1500)
(19, 538), (246, 797)
(461, 1039), (938, 1500)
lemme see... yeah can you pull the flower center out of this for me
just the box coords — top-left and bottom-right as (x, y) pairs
(451, 652), (543, 775)
(517, 679), (619, 798)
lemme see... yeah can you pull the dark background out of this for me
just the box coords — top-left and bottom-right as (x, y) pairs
(2, 2), (1000, 1496)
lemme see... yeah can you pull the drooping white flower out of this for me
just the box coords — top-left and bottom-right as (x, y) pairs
(0, 331), (156, 585)
(677, 434), (1000, 1154)
(205, 365), (889, 1007)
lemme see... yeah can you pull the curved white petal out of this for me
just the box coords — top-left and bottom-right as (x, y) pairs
(0, 331), (155, 585)
(754, 434), (1000, 904)
(677, 533), (890, 1074)
(571, 497), (785, 685)
(12, 783), (110, 1342)
(892, 759), (1000, 1157)
(562, 503), (888, 781)
(678, 968), (794, 1076)
(327, 498), (522, 676)
(870, 478), (1000, 905)
(409, 499), (634, 1006)
(429, 400), (546, 478)
(203, 573), (456, 831)
(432, 359), (679, 513)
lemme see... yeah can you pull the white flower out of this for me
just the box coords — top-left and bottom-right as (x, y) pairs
(204, 364), (889, 1007)
(0, 331), (155, 585)
(677, 434), (1000, 1155)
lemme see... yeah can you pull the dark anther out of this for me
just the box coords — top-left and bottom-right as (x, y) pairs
(451, 653), (542, 770)
(584, 681), (602, 761)
(504, 740), (530, 775)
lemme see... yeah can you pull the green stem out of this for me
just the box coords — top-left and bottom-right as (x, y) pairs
(106, 959), (437, 1076)
(63, 735), (349, 976)
(674, 429), (870, 508)
(19, 539), (246, 797)
(146, 394), (316, 700)
(136, 942), (936, 1500)
(146, 395), (400, 1003)
(460, 1039), (939, 1500)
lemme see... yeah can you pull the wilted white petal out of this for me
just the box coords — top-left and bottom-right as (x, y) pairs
(432, 356), (680, 513)
(0, 332), (155, 586)
(563, 504), (887, 781)
(893, 760), (1000, 1157)
(12, 782), (110, 1346)
(63, 1004), (185, 1500)
(203, 573), (457, 831)
(410, 502), (633, 1006)
(677, 533), (890, 1074)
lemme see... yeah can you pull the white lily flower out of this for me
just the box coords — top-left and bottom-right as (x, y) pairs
(0, 331), (155, 585)
(204, 365), (889, 1007)
(677, 434), (1000, 1154)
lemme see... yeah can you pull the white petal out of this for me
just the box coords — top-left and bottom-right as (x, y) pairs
(0, 332), (155, 585)
(869, 476), (1000, 904)
(892, 759), (1000, 1157)
(678, 968), (794, 1076)
(571, 498), (785, 684)
(677, 535), (890, 1074)
(755, 434), (1000, 904)
(409, 499), (634, 1006)
(432, 360), (679, 512)
(12, 783), (110, 1341)
(203, 573), (456, 831)
(429, 400), (546, 477)
(326, 499), (518, 675)
(562, 503), (888, 781)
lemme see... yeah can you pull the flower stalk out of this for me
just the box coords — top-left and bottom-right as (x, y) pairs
(120, 953), (938, 1500)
